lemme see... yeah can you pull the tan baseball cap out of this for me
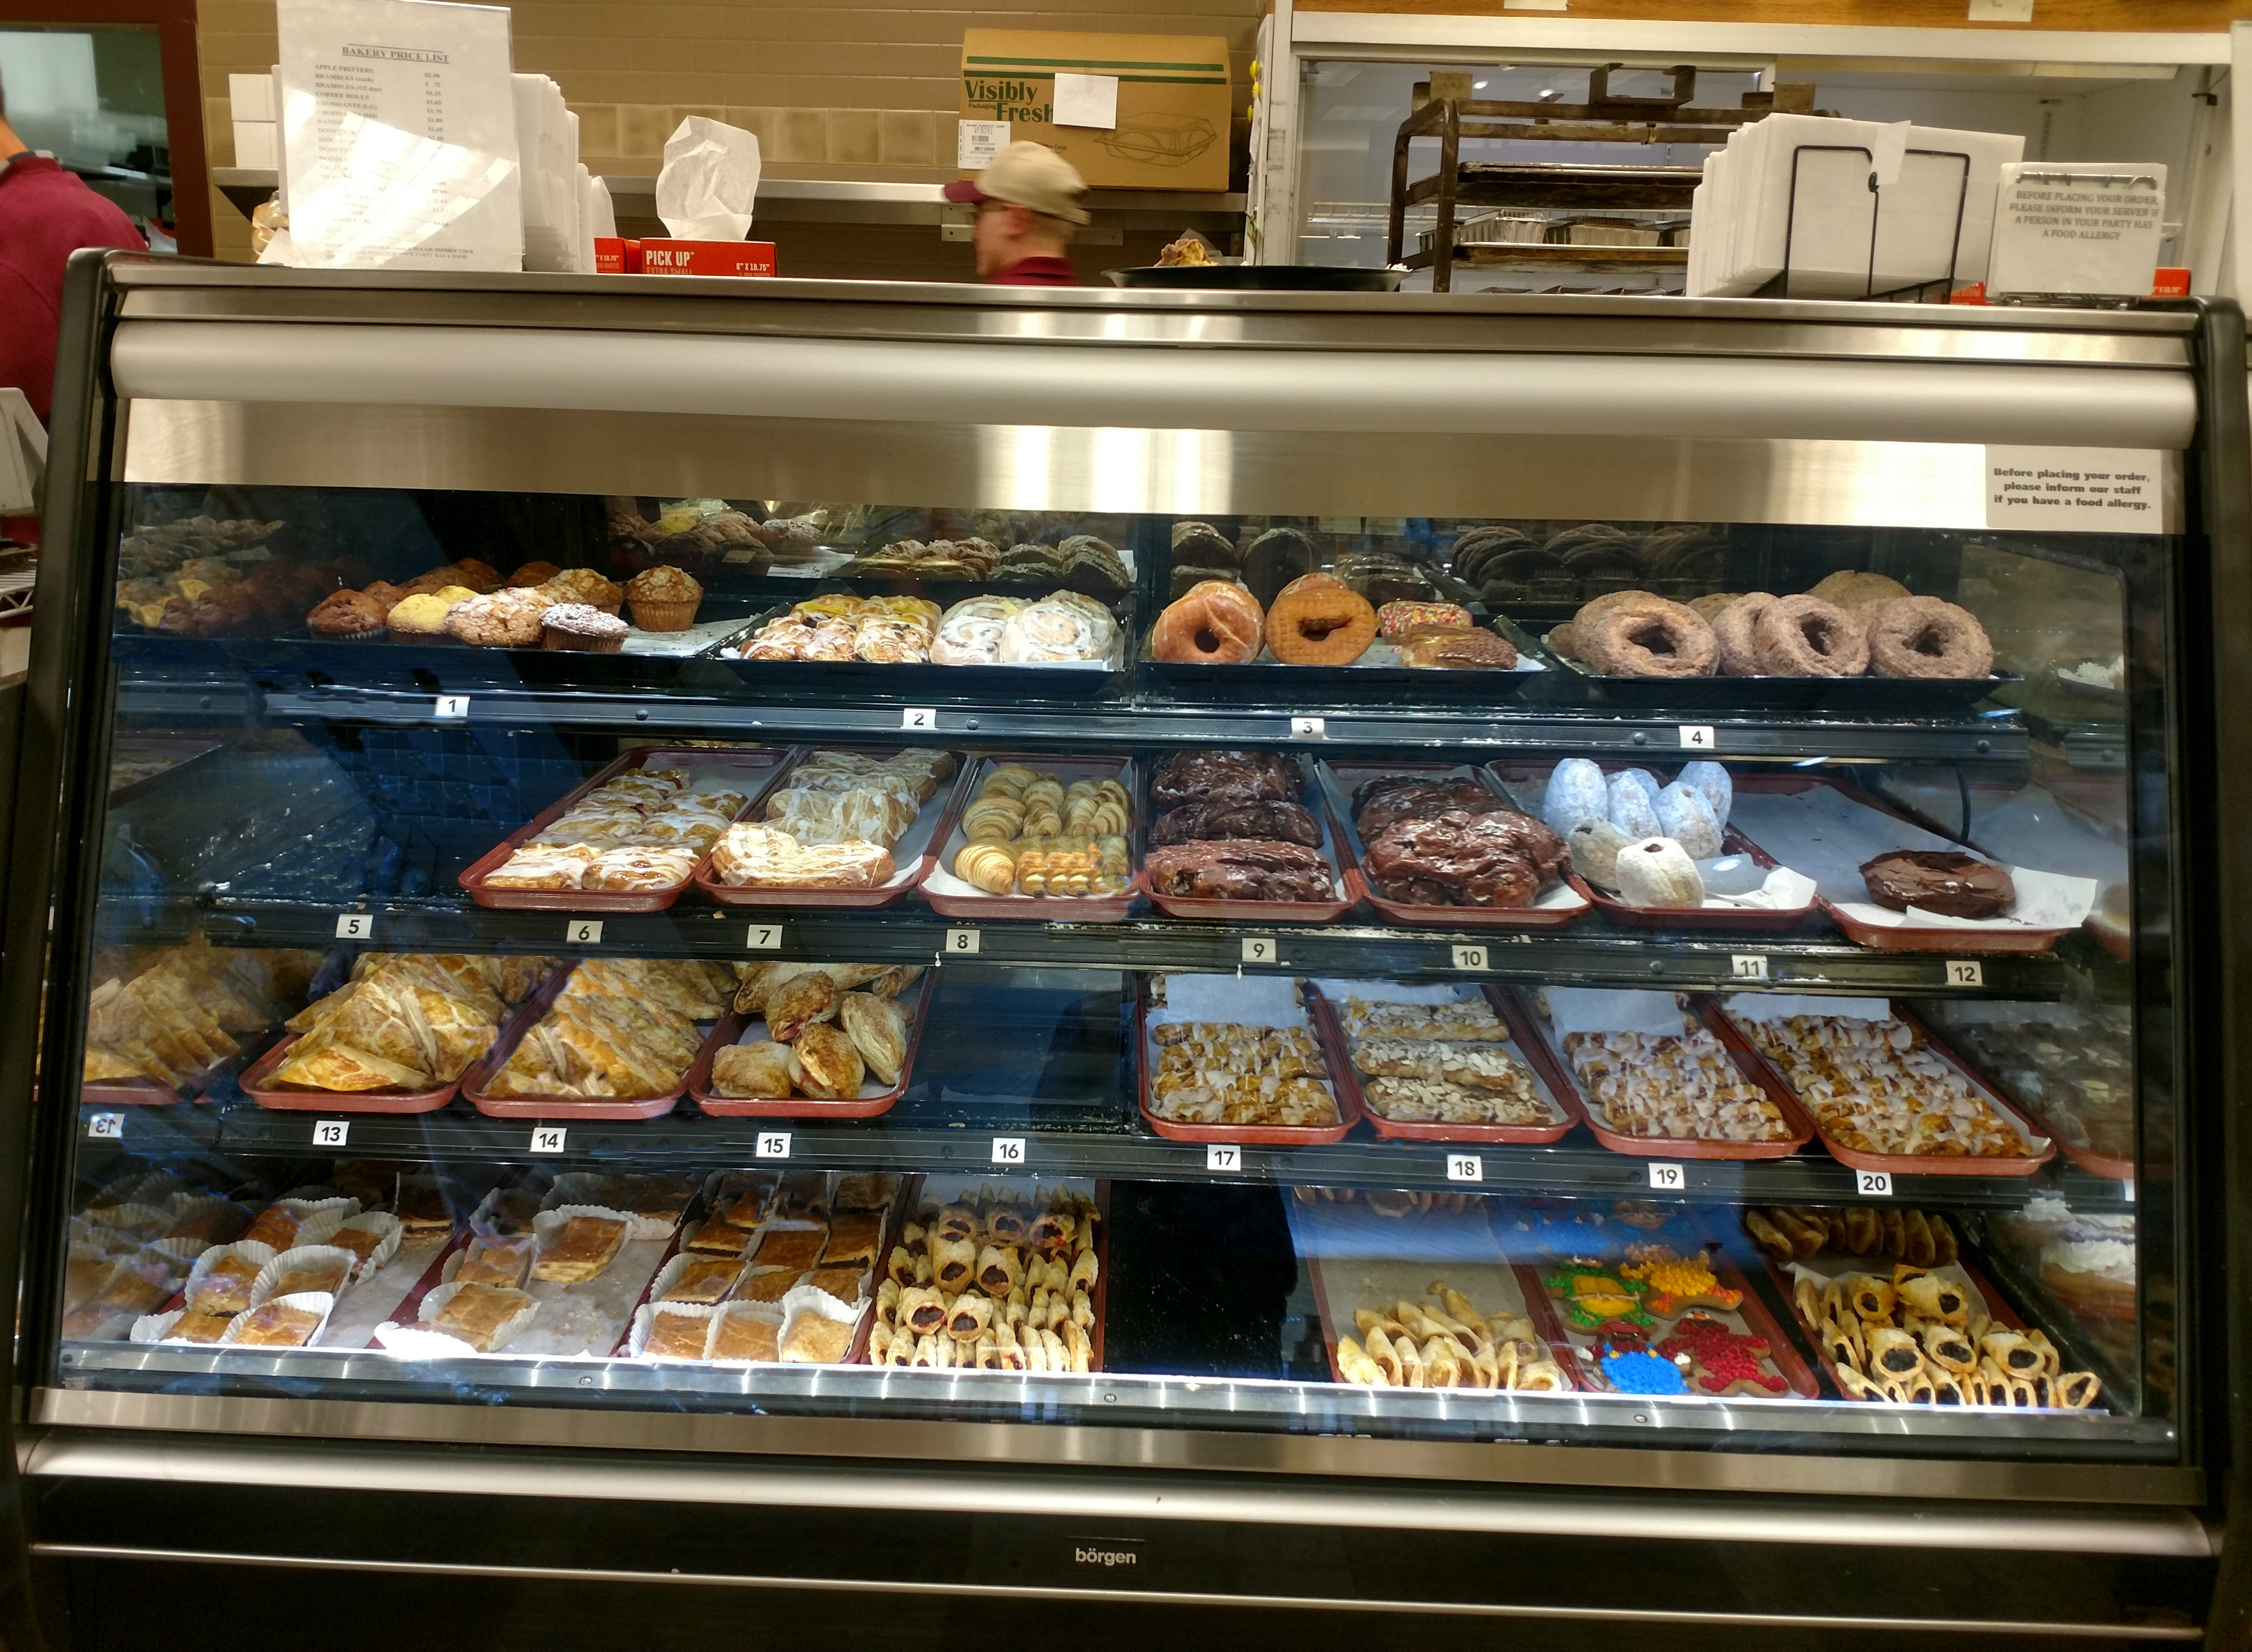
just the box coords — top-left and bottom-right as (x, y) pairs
(944, 141), (1091, 225)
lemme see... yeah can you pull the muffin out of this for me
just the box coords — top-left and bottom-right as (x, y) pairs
(305, 588), (388, 642)
(360, 580), (404, 615)
(446, 559), (504, 594)
(540, 566), (625, 615)
(625, 565), (703, 632)
(541, 602), (630, 653)
(385, 591), (465, 643)
(507, 560), (561, 587)
(446, 587), (554, 648)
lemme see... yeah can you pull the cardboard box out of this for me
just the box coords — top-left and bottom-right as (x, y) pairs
(593, 237), (639, 274)
(638, 240), (776, 278)
(959, 30), (1231, 193)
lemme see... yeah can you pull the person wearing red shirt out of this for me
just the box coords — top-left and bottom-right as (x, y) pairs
(942, 142), (1088, 286)
(0, 79), (143, 423)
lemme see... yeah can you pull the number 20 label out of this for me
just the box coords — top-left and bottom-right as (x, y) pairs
(1857, 1170), (1894, 1198)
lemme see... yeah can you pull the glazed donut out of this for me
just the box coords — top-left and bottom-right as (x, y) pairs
(1864, 596), (1994, 680)
(1753, 594), (1870, 677)
(1711, 592), (1777, 676)
(1153, 579), (1265, 664)
(1808, 570), (1912, 609)
(1266, 571), (1377, 665)
(1578, 597), (1717, 677)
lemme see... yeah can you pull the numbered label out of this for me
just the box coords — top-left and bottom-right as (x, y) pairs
(312, 1120), (351, 1148)
(745, 924), (783, 950)
(1241, 936), (1277, 965)
(1648, 1161), (1686, 1192)
(1205, 1144), (1243, 1172)
(1945, 959), (1984, 988)
(566, 919), (604, 945)
(1730, 953), (1770, 982)
(1678, 724), (1716, 750)
(1290, 716), (1327, 738)
(2125, 1180), (2137, 1204)
(755, 1131), (792, 1160)
(992, 1136), (1027, 1166)
(85, 1112), (124, 1141)
(1445, 1153), (1483, 1183)
(335, 913), (375, 941)
(530, 1126), (568, 1154)
(1450, 944), (1489, 972)
(945, 928), (981, 956)
(901, 707), (937, 731)
(434, 694), (470, 720)
(1856, 1170), (1894, 1198)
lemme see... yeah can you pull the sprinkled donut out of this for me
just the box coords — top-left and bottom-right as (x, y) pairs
(1753, 594), (1870, 677)
(1864, 596), (1994, 680)
(1578, 596), (1717, 678)
(1711, 592), (1777, 676)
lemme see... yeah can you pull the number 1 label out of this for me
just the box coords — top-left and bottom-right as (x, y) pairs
(434, 694), (470, 720)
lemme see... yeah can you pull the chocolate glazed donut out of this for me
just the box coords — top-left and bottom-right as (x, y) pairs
(1864, 596), (1995, 680)
(1752, 594), (1869, 677)
(1578, 596), (1718, 677)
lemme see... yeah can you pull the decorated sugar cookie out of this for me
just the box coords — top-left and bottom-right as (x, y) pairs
(1658, 1311), (1788, 1397)
(1620, 1245), (1744, 1316)
(1542, 1259), (1653, 1331)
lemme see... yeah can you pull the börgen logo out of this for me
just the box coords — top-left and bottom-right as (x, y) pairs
(1074, 1547), (1137, 1567)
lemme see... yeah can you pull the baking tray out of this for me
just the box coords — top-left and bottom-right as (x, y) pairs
(238, 1029), (465, 1115)
(1709, 1000), (2056, 1179)
(919, 753), (1141, 922)
(1134, 977), (1361, 1145)
(693, 748), (970, 910)
(80, 1075), (197, 1109)
(1143, 623), (1545, 703)
(459, 744), (796, 911)
(1316, 760), (1588, 929)
(688, 971), (933, 1120)
(1305, 983), (1586, 1145)
(1920, 1017), (2134, 1183)
(1511, 989), (1818, 1162)
(1725, 773), (2082, 954)
(1515, 1248), (1820, 1400)
(704, 601), (1129, 700)
(460, 963), (713, 1122)
(1486, 759), (1820, 932)
(1135, 772), (1362, 925)
(1541, 628), (2019, 715)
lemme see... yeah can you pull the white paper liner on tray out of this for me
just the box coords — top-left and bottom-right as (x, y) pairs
(618, 615), (756, 657)
(385, 1278), (541, 1355)
(130, 1308), (214, 1345)
(629, 1300), (725, 1360)
(1154, 972), (1306, 1027)
(179, 1239), (278, 1315)
(329, 1213), (405, 1281)
(1727, 787), (2098, 932)
(249, 1244), (358, 1311)
(142, 1235), (213, 1272)
(1534, 987), (1688, 1039)
(1696, 858), (1819, 911)
(531, 1204), (643, 1269)
(1721, 993), (1890, 1024)
(777, 1282), (866, 1364)
(216, 1289), (337, 1348)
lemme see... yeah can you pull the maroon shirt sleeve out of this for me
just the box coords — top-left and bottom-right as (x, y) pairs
(0, 157), (144, 421)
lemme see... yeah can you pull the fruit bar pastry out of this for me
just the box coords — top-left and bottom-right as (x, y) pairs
(1334, 1281), (1567, 1393)
(737, 595), (943, 663)
(482, 960), (734, 1102)
(1547, 1001), (1791, 1144)
(1743, 1205), (1959, 1267)
(1352, 774), (1569, 909)
(950, 765), (1131, 898)
(869, 1185), (1100, 1372)
(1341, 992), (1551, 1127)
(1742, 1014), (2029, 1158)
(709, 749), (955, 892)
(483, 764), (754, 893)
(266, 954), (552, 1094)
(1148, 1020), (1340, 1128)
(1794, 1264), (2101, 1410)
(709, 963), (925, 1101)
(82, 943), (320, 1088)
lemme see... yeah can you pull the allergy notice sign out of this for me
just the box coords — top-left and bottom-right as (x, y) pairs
(1985, 446), (2168, 534)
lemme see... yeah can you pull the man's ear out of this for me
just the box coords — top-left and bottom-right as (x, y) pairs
(1007, 202), (1036, 238)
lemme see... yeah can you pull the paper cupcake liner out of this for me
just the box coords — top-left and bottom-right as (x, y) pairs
(250, 1243), (358, 1311)
(412, 1279), (540, 1353)
(529, 1204), (640, 1281)
(330, 1212), (405, 1281)
(80, 1202), (169, 1241)
(542, 628), (626, 653)
(315, 627), (386, 643)
(542, 1181), (679, 1243)
(629, 1300), (725, 1361)
(628, 598), (699, 633)
(180, 1239), (280, 1315)
(217, 1289), (337, 1348)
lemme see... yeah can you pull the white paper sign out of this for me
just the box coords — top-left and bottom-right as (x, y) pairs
(1987, 163), (2167, 298)
(1053, 73), (1120, 131)
(276, 0), (522, 270)
(1986, 446), (2167, 534)
(957, 118), (1010, 169)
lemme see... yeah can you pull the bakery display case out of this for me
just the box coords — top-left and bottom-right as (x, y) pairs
(5, 256), (2242, 1644)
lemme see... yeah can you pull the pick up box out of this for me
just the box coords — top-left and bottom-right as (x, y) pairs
(638, 240), (778, 278)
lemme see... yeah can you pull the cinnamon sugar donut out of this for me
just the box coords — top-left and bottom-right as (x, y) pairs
(1153, 579), (1265, 664)
(1688, 592), (1744, 621)
(1864, 596), (1994, 680)
(1578, 596), (1717, 677)
(1753, 594), (1869, 677)
(1711, 592), (1777, 676)
(1809, 570), (1912, 609)
(1265, 571), (1377, 665)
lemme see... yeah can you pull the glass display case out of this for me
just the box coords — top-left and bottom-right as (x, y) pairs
(7, 257), (2240, 1642)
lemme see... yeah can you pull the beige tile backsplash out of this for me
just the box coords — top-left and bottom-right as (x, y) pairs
(199, 0), (1258, 259)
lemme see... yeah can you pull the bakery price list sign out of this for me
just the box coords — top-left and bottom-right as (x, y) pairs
(276, 0), (521, 270)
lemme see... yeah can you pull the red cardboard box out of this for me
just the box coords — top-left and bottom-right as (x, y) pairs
(2150, 266), (2191, 298)
(593, 237), (639, 274)
(639, 239), (777, 277)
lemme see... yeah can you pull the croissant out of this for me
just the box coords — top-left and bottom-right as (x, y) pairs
(930, 1236), (976, 1293)
(1896, 1270), (1969, 1327)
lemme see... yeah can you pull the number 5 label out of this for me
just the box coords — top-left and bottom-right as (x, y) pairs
(335, 913), (374, 940)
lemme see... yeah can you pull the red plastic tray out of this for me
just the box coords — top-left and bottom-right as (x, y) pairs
(460, 745), (796, 912)
(461, 964), (706, 1122)
(1135, 782), (1363, 925)
(688, 972), (932, 1119)
(693, 747), (969, 910)
(1724, 772), (2077, 955)
(1509, 989), (1817, 1162)
(1319, 760), (1589, 930)
(240, 1031), (464, 1115)
(920, 752), (1141, 922)
(1134, 980), (1362, 1145)
(1305, 984), (1586, 1145)
(81, 1077), (191, 1108)
(1484, 760), (1818, 932)
(1515, 1250), (1821, 1400)
(1707, 1000), (2056, 1178)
